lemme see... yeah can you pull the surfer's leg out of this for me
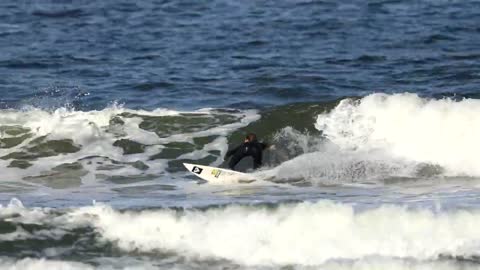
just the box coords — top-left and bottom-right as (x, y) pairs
(253, 155), (262, 169)
(252, 148), (262, 170)
(228, 153), (243, 170)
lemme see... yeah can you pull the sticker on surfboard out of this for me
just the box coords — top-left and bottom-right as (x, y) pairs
(191, 166), (203, 174)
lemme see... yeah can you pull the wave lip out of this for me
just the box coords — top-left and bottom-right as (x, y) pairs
(315, 93), (480, 177)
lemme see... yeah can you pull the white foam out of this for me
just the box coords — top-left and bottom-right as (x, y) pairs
(272, 127), (324, 157)
(315, 93), (480, 177)
(0, 258), (92, 270)
(315, 258), (479, 270)
(0, 198), (81, 242)
(0, 256), (476, 270)
(0, 106), (259, 184)
(263, 126), (414, 183)
(0, 198), (49, 224)
(68, 201), (480, 266)
(269, 148), (414, 183)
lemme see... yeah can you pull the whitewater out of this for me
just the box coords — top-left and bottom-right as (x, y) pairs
(2, 93), (480, 269)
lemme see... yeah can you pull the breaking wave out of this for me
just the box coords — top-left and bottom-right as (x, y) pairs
(268, 93), (480, 184)
(3, 198), (480, 267)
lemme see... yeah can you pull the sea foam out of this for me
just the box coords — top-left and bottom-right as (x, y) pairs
(69, 201), (480, 266)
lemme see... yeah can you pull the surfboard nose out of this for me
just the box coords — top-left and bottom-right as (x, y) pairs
(183, 163), (194, 171)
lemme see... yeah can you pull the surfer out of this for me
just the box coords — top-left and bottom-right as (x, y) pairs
(225, 133), (270, 171)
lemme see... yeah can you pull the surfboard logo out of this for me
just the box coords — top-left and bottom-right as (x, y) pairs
(211, 169), (221, 178)
(192, 166), (203, 174)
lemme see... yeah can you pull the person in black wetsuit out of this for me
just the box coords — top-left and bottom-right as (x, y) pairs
(225, 133), (269, 171)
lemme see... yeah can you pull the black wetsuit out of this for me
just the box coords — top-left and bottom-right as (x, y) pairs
(225, 140), (268, 170)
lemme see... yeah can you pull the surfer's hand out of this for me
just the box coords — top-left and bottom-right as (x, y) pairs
(268, 144), (276, 150)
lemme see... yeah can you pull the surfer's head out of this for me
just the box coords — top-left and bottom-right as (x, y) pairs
(245, 133), (257, 142)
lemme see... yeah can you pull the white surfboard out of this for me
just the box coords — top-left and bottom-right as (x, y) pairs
(183, 163), (256, 184)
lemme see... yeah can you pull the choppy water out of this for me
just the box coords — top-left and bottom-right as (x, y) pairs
(1, 0), (480, 269)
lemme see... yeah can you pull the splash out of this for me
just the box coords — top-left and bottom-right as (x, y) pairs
(316, 93), (480, 176)
(269, 93), (480, 184)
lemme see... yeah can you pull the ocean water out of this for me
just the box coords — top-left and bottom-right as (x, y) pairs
(1, 0), (480, 269)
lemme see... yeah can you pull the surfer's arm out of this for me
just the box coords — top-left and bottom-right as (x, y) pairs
(259, 142), (274, 150)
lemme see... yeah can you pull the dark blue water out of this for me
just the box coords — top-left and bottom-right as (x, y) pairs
(1, 0), (480, 110)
